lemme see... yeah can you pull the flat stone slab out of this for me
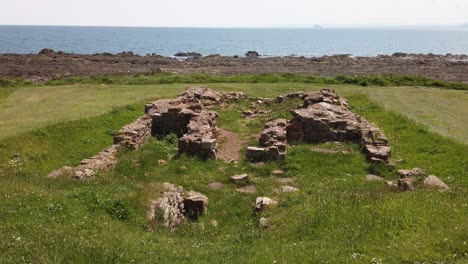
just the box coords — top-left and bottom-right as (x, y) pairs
(366, 174), (384, 181)
(208, 181), (224, 190)
(236, 185), (257, 193)
(279, 186), (299, 193)
(231, 173), (249, 183)
(277, 177), (295, 184)
(271, 169), (285, 176)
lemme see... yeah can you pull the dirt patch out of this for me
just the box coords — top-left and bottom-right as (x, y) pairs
(217, 128), (243, 162)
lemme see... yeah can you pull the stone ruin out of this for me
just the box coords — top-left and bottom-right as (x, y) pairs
(247, 89), (391, 163)
(147, 183), (209, 230)
(246, 119), (288, 162)
(48, 87), (246, 179)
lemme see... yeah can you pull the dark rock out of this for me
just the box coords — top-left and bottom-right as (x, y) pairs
(245, 51), (260, 57)
(38, 48), (55, 55)
(174, 52), (202, 57)
(184, 191), (208, 220)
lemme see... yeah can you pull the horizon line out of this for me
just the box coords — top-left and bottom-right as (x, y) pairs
(1, 23), (467, 29)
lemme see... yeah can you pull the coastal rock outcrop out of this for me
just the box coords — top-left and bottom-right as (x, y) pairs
(245, 51), (260, 57)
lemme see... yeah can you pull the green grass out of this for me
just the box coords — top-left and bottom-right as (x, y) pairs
(2, 72), (467, 90)
(0, 87), (467, 263)
(1, 83), (467, 144)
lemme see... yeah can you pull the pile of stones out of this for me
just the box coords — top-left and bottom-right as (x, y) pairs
(247, 89), (391, 163)
(147, 183), (208, 230)
(386, 168), (450, 191)
(48, 87), (246, 179)
(246, 119), (288, 162)
(48, 144), (120, 179)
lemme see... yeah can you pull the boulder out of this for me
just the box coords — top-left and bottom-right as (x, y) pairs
(423, 175), (449, 190)
(174, 52), (202, 57)
(255, 197), (277, 213)
(38, 48), (55, 55)
(245, 51), (260, 57)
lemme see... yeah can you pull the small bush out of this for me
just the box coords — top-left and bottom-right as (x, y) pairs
(104, 199), (129, 221)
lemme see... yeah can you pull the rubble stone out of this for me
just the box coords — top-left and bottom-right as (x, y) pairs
(255, 197), (277, 213)
(279, 186), (299, 193)
(423, 175), (450, 190)
(148, 183), (209, 230)
(398, 168), (426, 178)
(231, 174), (249, 183)
(184, 191), (209, 219)
(148, 183), (185, 230)
(398, 178), (415, 191)
(47, 144), (120, 179)
(259, 217), (270, 228)
(366, 174), (384, 181)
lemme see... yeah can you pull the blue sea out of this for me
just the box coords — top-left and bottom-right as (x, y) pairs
(1, 26), (468, 56)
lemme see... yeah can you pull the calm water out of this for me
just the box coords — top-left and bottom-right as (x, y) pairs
(1, 26), (468, 56)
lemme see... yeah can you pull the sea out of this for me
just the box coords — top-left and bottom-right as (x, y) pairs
(1, 25), (468, 56)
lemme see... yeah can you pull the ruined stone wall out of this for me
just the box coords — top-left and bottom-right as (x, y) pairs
(48, 87), (246, 179)
(246, 119), (287, 162)
(248, 89), (391, 163)
(113, 115), (153, 150)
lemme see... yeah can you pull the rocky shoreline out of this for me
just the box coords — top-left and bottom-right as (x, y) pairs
(1, 49), (468, 83)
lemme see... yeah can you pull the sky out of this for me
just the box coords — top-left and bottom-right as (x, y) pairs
(1, 0), (467, 27)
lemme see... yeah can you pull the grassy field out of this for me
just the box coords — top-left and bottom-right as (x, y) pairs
(0, 80), (467, 263)
(1, 83), (467, 144)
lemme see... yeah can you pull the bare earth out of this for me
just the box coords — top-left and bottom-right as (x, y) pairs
(217, 128), (243, 161)
(1, 51), (468, 83)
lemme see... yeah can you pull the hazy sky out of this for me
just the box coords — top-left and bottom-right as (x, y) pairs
(1, 0), (467, 27)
